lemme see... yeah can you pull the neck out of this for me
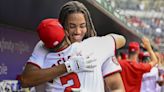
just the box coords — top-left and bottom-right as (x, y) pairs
(53, 40), (70, 52)
(129, 55), (138, 61)
(53, 36), (72, 52)
(56, 44), (69, 52)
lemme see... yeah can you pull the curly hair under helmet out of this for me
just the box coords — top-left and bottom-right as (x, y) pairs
(59, 1), (97, 40)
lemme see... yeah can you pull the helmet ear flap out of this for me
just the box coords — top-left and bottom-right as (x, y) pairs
(37, 18), (65, 49)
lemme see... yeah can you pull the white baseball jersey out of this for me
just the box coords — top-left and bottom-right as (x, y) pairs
(28, 35), (121, 92)
(28, 41), (49, 68)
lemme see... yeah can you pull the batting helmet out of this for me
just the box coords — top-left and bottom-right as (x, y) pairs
(37, 18), (65, 49)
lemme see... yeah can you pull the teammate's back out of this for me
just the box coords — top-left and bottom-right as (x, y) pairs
(43, 35), (117, 92)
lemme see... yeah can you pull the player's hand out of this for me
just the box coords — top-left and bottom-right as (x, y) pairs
(64, 52), (97, 73)
(141, 37), (152, 50)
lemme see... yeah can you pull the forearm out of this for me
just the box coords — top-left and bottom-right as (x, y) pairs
(20, 64), (67, 88)
(109, 85), (125, 92)
(147, 47), (158, 66)
(105, 72), (125, 92)
(111, 89), (125, 92)
(142, 37), (158, 67)
(109, 81), (125, 92)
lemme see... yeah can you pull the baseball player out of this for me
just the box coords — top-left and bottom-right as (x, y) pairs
(26, 18), (125, 92)
(119, 38), (158, 92)
(20, 1), (125, 91)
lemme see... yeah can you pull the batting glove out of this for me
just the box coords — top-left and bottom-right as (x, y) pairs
(64, 53), (96, 73)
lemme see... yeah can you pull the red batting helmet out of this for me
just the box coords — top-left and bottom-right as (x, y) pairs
(37, 18), (65, 49)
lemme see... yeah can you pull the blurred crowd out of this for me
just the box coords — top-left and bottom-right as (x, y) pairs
(106, 0), (164, 52)
(126, 16), (164, 47)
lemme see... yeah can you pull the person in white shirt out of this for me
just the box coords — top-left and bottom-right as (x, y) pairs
(140, 52), (160, 92)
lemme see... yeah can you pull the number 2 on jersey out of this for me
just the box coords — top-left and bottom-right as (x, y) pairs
(60, 72), (81, 92)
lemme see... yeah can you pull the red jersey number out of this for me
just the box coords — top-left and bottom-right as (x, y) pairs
(60, 72), (80, 92)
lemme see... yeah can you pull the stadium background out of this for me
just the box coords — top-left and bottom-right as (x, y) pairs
(0, 0), (163, 85)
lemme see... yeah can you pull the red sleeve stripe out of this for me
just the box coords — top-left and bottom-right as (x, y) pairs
(103, 70), (121, 78)
(27, 62), (41, 69)
(110, 35), (116, 55)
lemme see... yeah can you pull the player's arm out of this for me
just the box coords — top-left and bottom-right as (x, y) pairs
(20, 43), (96, 88)
(21, 55), (96, 88)
(107, 34), (126, 49)
(103, 57), (125, 92)
(104, 72), (125, 92)
(20, 41), (64, 87)
(141, 37), (158, 67)
(20, 63), (67, 88)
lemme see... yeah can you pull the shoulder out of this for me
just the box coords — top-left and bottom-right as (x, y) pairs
(83, 36), (113, 42)
(35, 41), (44, 48)
(134, 62), (152, 72)
(32, 41), (49, 56)
(119, 60), (129, 64)
(82, 36), (114, 47)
